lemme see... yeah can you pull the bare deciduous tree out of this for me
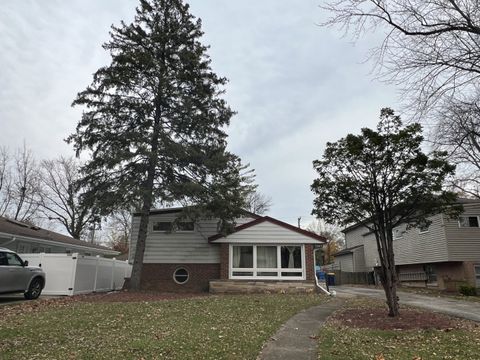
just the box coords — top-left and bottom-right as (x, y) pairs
(307, 219), (345, 264)
(322, 0), (480, 114)
(244, 191), (272, 215)
(0, 147), (13, 216)
(435, 100), (480, 197)
(10, 144), (41, 222)
(38, 157), (99, 239)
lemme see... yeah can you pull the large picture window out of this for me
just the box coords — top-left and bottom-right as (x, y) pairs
(230, 244), (305, 280)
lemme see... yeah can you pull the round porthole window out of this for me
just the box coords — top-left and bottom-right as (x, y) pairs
(173, 268), (189, 284)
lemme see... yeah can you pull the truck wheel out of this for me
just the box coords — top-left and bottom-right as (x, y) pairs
(24, 278), (43, 300)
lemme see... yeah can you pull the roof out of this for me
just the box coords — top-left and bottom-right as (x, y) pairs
(0, 247), (15, 253)
(208, 216), (326, 243)
(0, 216), (117, 254)
(132, 207), (261, 219)
(334, 244), (364, 256)
(341, 198), (480, 234)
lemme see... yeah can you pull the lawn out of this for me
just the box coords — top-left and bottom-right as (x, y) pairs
(317, 297), (480, 360)
(0, 293), (328, 360)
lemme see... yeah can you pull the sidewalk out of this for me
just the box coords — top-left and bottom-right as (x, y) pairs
(258, 300), (343, 360)
(334, 286), (480, 322)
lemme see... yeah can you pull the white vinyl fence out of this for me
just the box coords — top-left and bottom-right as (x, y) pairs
(21, 253), (132, 296)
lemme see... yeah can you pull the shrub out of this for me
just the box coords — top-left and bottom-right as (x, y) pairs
(458, 285), (477, 296)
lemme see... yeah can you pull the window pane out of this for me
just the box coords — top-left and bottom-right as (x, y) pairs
(232, 246), (253, 268)
(257, 246), (277, 268)
(7, 253), (22, 266)
(469, 217), (479, 227)
(232, 271), (253, 276)
(281, 246), (302, 269)
(174, 268), (189, 284)
(257, 272), (277, 276)
(176, 222), (194, 231)
(460, 216), (479, 228)
(281, 272), (302, 277)
(0, 252), (7, 266)
(153, 222), (172, 232)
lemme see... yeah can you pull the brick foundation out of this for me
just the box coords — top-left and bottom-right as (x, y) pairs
(220, 243), (229, 280)
(141, 263), (220, 292)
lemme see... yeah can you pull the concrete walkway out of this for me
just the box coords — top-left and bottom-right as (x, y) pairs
(258, 300), (343, 360)
(334, 286), (480, 322)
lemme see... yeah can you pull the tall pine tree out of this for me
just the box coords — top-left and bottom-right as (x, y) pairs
(68, 0), (253, 289)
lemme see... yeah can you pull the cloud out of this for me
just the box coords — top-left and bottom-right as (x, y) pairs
(0, 0), (399, 226)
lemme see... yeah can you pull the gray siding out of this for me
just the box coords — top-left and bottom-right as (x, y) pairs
(445, 203), (480, 261)
(344, 213), (450, 270)
(335, 253), (354, 272)
(129, 213), (254, 264)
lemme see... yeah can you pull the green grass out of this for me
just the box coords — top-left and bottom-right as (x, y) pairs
(317, 298), (480, 360)
(0, 294), (327, 360)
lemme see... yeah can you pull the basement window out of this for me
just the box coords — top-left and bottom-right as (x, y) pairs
(173, 268), (189, 284)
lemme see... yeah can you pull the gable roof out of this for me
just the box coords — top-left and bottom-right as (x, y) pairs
(334, 244), (364, 257)
(208, 216), (326, 243)
(0, 216), (117, 255)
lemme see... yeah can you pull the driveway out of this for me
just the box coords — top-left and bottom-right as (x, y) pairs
(334, 286), (480, 322)
(0, 294), (58, 306)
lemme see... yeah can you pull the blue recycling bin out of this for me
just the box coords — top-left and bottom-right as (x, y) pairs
(316, 270), (326, 281)
(327, 273), (335, 286)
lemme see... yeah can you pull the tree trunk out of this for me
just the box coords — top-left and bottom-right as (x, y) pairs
(128, 98), (162, 290)
(374, 224), (400, 317)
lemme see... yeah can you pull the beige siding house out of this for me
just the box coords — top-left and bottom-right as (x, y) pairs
(337, 199), (480, 290)
(129, 208), (326, 292)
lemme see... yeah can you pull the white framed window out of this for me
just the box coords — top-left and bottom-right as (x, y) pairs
(152, 221), (194, 232)
(458, 216), (480, 228)
(229, 244), (305, 280)
(418, 223), (430, 234)
(152, 221), (173, 232)
(173, 267), (189, 284)
(393, 228), (404, 240)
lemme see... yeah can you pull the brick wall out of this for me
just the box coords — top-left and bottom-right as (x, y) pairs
(220, 243), (229, 280)
(141, 263), (220, 292)
(305, 244), (315, 281)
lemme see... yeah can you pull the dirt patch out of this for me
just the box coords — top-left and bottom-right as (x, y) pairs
(334, 307), (459, 330)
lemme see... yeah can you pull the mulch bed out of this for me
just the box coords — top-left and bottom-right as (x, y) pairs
(334, 307), (459, 330)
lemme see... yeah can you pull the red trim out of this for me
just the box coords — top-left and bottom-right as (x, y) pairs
(208, 216), (326, 243)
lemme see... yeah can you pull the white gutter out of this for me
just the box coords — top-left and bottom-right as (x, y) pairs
(313, 247), (336, 297)
(0, 231), (119, 256)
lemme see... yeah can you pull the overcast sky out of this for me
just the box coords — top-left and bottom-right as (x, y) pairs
(0, 0), (399, 228)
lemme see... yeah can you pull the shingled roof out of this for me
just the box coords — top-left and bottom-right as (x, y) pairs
(0, 216), (117, 254)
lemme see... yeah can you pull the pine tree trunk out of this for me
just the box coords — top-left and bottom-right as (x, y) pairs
(128, 103), (162, 291)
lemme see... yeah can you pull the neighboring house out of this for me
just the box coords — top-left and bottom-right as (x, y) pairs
(129, 207), (326, 292)
(336, 199), (480, 290)
(0, 216), (119, 257)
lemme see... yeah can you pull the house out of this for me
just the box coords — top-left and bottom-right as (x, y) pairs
(337, 199), (480, 290)
(0, 216), (119, 257)
(129, 207), (326, 293)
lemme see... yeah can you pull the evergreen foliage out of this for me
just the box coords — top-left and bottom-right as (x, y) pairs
(68, 0), (253, 289)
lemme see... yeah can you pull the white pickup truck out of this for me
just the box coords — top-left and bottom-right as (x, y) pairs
(0, 247), (46, 299)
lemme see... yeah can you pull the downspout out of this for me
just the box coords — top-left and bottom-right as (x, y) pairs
(313, 247), (336, 296)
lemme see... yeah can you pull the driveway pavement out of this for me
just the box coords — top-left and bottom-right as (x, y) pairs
(0, 294), (58, 306)
(334, 286), (480, 322)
